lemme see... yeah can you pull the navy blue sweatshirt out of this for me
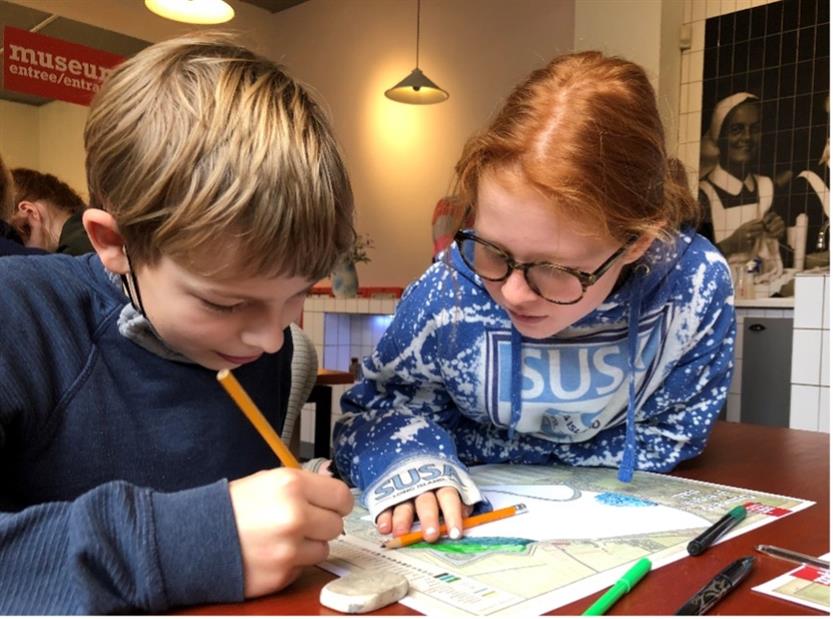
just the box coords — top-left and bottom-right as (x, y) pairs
(0, 254), (292, 613)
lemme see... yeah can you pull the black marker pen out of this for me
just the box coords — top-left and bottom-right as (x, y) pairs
(687, 505), (747, 556)
(676, 556), (756, 615)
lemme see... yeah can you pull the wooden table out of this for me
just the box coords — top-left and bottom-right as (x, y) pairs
(180, 421), (829, 615)
(307, 369), (355, 458)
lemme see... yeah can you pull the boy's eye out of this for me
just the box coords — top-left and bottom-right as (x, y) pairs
(200, 298), (244, 313)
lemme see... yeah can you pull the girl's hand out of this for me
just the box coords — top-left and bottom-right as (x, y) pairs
(375, 487), (473, 543)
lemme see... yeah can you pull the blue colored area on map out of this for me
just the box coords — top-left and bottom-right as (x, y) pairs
(595, 492), (656, 507)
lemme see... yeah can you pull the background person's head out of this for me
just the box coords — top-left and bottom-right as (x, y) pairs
(82, 32), (355, 369)
(708, 93), (761, 178)
(10, 168), (86, 251)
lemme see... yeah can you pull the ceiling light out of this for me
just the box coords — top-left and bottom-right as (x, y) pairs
(385, 0), (448, 105)
(145, 0), (235, 25)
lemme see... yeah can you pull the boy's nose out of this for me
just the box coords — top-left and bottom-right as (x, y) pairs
(241, 315), (285, 354)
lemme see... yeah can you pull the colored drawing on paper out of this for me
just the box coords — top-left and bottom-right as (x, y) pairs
(753, 553), (830, 613)
(321, 464), (815, 617)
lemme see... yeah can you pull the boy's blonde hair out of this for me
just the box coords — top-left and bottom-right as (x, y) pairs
(85, 32), (354, 279)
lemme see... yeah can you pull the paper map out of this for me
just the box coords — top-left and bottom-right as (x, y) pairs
(320, 464), (815, 616)
(753, 552), (830, 612)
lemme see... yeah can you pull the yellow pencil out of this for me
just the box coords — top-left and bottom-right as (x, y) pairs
(381, 503), (527, 549)
(217, 368), (301, 469)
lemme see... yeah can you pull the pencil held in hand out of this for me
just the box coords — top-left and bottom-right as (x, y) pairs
(217, 368), (300, 469)
(381, 503), (527, 549)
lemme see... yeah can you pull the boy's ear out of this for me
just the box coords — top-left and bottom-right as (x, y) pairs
(16, 200), (43, 220)
(83, 209), (129, 274)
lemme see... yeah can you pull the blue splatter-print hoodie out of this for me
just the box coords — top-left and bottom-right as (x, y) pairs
(333, 230), (735, 520)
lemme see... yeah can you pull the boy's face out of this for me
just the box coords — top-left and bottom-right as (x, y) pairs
(132, 255), (314, 370)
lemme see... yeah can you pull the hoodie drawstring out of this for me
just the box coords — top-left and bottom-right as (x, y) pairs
(618, 262), (649, 482)
(509, 326), (523, 441)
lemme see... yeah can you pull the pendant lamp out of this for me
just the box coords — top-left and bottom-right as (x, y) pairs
(385, 0), (449, 104)
(145, 0), (235, 25)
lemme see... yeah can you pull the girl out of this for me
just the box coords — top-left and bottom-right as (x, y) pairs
(333, 52), (735, 543)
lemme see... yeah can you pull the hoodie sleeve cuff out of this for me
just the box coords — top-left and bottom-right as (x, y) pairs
(150, 479), (243, 608)
(361, 456), (483, 522)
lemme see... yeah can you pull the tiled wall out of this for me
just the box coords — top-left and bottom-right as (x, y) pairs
(298, 295), (398, 448)
(678, 0), (829, 194)
(789, 273), (830, 430)
(679, 0), (767, 194)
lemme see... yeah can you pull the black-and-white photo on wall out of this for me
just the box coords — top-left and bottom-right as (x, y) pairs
(698, 0), (829, 298)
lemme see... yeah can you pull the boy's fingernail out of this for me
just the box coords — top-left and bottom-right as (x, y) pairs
(449, 527), (462, 539)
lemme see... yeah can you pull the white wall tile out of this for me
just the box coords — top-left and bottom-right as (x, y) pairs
(681, 52), (692, 87)
(689, 82), (702, 113)
(819, 387), (830, 433)
(689, 50), (704, 83)
(692, 0), (707, 21)
(824, 276), (829, 330)
(691, 20), (705, 52)
(790, 385), (820, 430)
(707, 0), (722, 18)
(719, 0), (736, 15)
(822, 330), (830, 387)
(687, 112), (700, 144)
(794, 276), (825, 328)
(684, 0), (693, 23)
(791, 329), (822, 385)
(736, 0), (752, 9)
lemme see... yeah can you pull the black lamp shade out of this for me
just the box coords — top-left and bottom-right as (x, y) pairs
(385, 68), (449, 104)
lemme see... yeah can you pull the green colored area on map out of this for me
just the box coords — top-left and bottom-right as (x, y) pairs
(409, 536), (534, 554)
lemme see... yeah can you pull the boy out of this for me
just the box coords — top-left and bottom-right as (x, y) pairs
(0, 33), (354, 612)
(9, 168), (93, 255)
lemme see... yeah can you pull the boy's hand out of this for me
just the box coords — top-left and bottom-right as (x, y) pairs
(375, 487), (473, 543)
(228, 468), (353, 598)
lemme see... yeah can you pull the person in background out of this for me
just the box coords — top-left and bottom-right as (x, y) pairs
(333, 51), (735, 543)
(772, 94), (829, 271)
(9, 168), (93, 255)
(698, 93), (785, 264)
(0, 154), (45, 256)
(0, 33), (354, 613)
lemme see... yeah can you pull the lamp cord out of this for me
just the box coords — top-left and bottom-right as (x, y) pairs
(416, 0), (421, 68)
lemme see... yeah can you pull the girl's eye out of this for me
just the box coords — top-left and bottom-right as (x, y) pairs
(201, 298), (244, 313)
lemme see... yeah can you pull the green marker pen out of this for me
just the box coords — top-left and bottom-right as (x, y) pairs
(582, 557), (652, 615)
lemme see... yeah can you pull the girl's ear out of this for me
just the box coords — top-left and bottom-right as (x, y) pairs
(83, 209), (128, 274)
(621, 232), (658, 265)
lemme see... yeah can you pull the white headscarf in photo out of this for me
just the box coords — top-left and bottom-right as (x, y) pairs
(707, 92), (760, 143)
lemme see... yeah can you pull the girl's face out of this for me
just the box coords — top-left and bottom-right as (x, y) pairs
(132, 254), (314, 370)
(474, 169), (643, 339)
